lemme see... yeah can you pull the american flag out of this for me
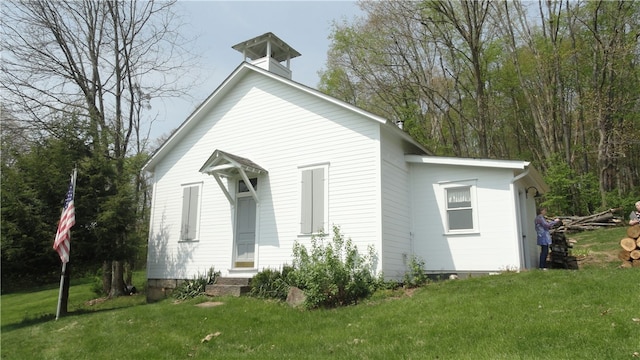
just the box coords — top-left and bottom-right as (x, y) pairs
(53, 171), (76, 263)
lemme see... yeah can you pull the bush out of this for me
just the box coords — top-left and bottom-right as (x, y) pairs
(289, 226), (378, 309)
(249, 265), (293, 301)
(172, 267), (219, 300)
(403, 255), (429, 288)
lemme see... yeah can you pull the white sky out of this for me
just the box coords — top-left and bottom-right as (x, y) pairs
(149, 0), (362, 141)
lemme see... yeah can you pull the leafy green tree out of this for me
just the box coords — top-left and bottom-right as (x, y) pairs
(1, 0), (191, 296)
(320, 0), (639, 215)
(1, 116), (91, 291)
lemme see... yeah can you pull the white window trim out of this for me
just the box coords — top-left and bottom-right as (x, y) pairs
(298, 163), (329, 236)
(440, 180), (479, 235)
(179, 182), (203, 242)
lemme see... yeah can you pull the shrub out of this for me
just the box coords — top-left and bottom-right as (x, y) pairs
(289, 226), (378, 309)
(403, 255), (429, 288)
(172, 267), (219, 300)
(249, 265), (293, 301)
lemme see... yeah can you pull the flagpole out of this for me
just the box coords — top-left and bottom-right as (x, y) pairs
(55, 167), (77, 320)
(55, 262), (67, 320)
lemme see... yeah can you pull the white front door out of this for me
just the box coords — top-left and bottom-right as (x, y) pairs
(235, 180), (257, 268)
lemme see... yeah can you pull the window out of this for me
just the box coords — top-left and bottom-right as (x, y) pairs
(180, 183), (201, 241)
(238, 178), (257, 193)
(300, 165), (328, 234)
(445, 185), (476, 232)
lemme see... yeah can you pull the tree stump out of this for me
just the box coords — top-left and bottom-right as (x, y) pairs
(627, 225), (640, 239)
(620, 237), (637, 252)
(631, 250), (640, 260)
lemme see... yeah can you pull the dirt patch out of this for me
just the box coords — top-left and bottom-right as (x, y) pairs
(195, 301), (224, 308)
(85, 297), (108, 306)
(572, 241), (620, 268)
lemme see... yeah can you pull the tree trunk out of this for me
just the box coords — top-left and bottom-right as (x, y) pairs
(102, 260), (112, 296)
(109, 260), (125, 297)
(630, 250), (640, 260)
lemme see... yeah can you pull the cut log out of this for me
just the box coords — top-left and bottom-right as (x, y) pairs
(633, 260), (640, 268)
(631, 250), (640, 260)
(627, 225), (640, 239)
(620, 237), (638, 251)
(618, 250), (632, 261)
(620, 260), (633, 268)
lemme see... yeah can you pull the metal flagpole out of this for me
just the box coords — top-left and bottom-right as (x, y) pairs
(56, 167), (77, 320)
(55, 263), (67, 320)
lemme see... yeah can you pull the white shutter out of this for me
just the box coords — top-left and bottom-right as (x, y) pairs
(301, 170), (313, 234)
(311, 168), (325, 233)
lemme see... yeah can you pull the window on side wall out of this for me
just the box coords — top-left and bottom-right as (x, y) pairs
(300, 164), (328, 235)
(180, 183), (202, 241)
(443, 183), (477, 233)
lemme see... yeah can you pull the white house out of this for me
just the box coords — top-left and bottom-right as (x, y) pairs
(142, 33), (546, 301)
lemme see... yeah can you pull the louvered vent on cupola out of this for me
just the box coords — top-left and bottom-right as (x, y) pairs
(232, 32), (301, 79)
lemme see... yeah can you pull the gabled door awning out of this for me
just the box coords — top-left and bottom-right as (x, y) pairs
(199, 150), (267, 204)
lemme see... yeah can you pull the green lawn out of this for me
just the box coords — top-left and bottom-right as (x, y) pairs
(2, 227), (639, 359)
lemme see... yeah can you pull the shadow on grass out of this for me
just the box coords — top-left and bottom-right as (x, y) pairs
(1, 294), (149, 333)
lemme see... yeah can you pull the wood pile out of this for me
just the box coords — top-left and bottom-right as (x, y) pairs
(557, 208), (622, 231)
(619, 225), (640, 268)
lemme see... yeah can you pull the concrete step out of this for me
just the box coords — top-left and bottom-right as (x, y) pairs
(205, 284), (251, 297)
(215, 277), (251, 286)
(204, 277), (252, 297)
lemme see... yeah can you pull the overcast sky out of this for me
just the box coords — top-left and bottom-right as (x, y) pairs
(149, 1), (363, 141)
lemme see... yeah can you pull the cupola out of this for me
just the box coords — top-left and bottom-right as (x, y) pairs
(232, 32), (301, 79)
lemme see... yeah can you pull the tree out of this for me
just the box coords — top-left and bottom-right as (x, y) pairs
(1, 114), (92, 291)
(320, 0), (639, 214)
(1, 0), (193, 296)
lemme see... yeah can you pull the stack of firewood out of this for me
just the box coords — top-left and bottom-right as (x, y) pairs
(558, 208), (622, 231)
(619, 225), (640, 268)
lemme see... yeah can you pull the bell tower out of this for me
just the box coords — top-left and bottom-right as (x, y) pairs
(232, 32), (301, 79)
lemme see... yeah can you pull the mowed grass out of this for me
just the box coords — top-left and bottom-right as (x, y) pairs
(2, 228), (639, 359)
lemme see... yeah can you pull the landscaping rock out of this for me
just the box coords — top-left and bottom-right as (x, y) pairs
(286, 286), (306, 307)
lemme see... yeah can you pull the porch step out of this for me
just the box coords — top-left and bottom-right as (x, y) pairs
(205, 277), (251, 297)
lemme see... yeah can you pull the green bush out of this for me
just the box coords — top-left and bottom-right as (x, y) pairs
(249, 265), (293, 301)
(289, 226), (378, 309)
(172, 267), (219, 300)
(403, 255), (429, 288)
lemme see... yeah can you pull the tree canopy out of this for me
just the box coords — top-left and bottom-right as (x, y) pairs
(1, 0), (192, 294)
(319, 0), (640, 214)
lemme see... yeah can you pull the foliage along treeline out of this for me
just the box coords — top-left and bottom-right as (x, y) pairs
(1, 115), (150, 293)
(0, 1), (192, 293)
(319, 0), (640, 214)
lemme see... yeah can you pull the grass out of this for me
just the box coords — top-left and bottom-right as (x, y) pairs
(2, 227), (639, 359)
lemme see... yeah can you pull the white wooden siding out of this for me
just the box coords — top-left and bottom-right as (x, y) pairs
(147, 71), (382, 279)
(380, 129), (413, 280)
(409, 163), (522, 272)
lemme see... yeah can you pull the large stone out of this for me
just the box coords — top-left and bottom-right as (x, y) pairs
(286, 286), (306, 307)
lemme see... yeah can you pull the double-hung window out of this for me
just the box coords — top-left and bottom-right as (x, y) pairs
(443, 182), (478, 233)
(300, 164), (328, 234)
(180, 183), (202, 241)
